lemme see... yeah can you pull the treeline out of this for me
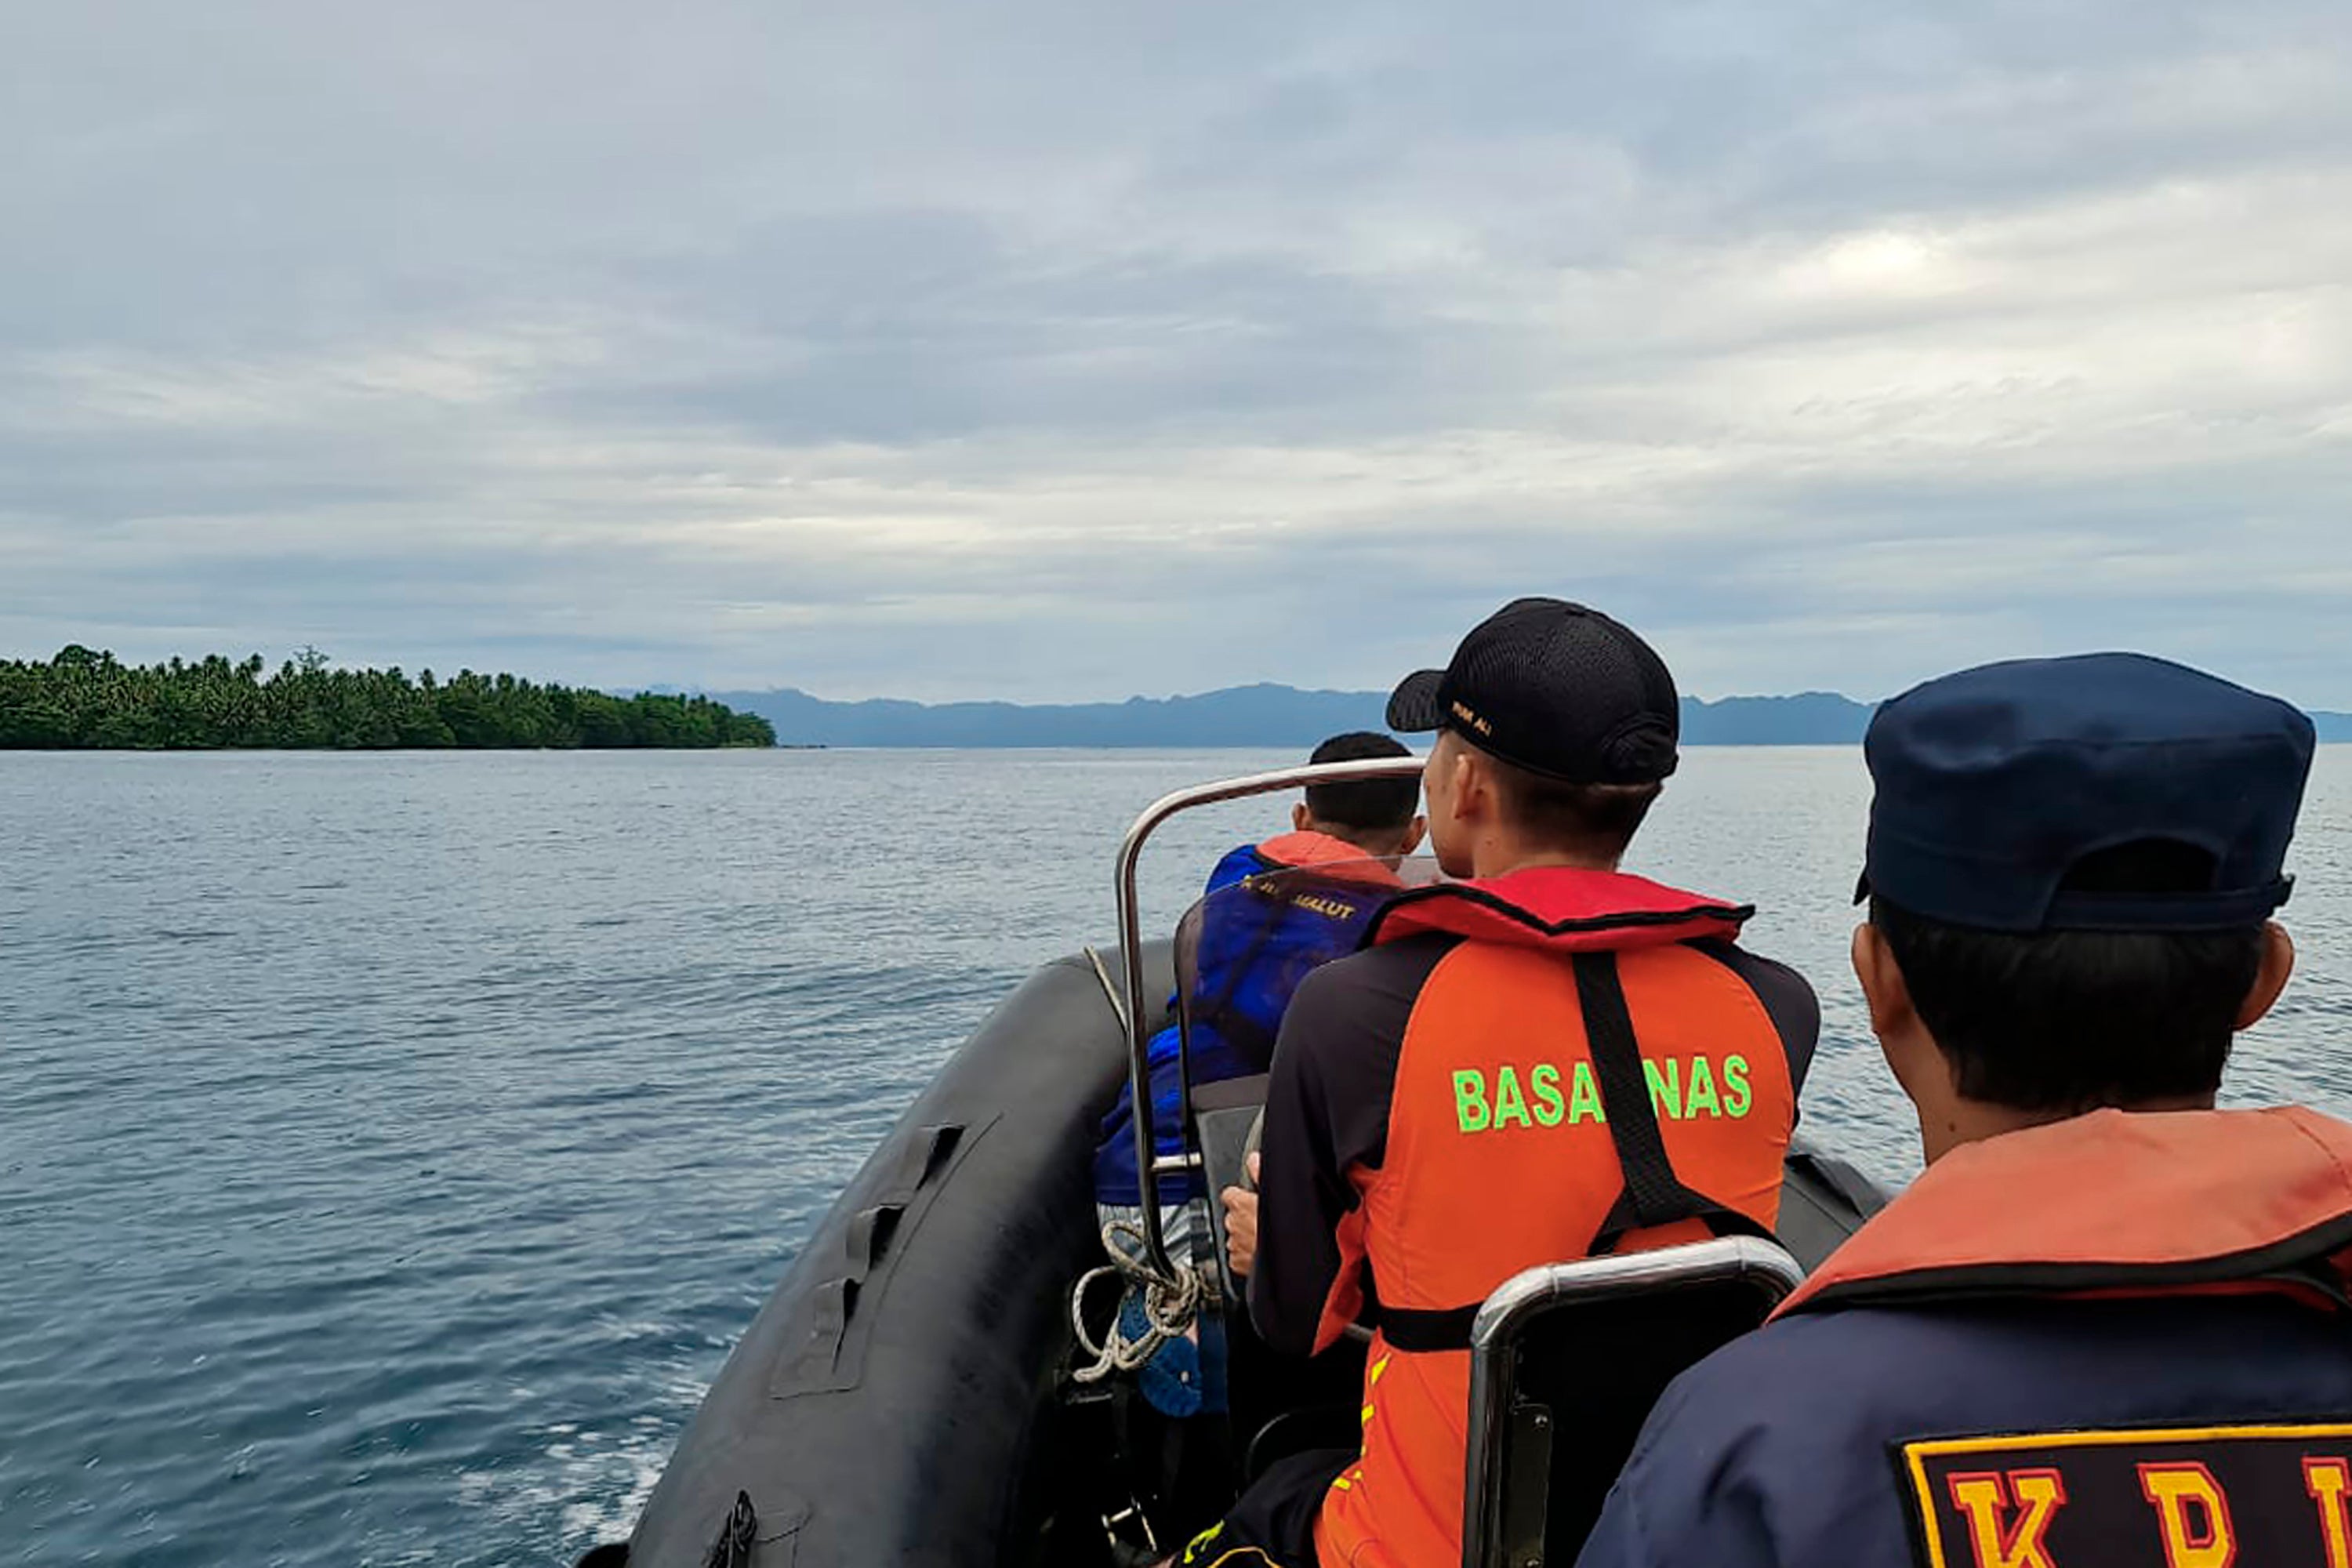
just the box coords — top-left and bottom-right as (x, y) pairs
(0, 647), (777, 750)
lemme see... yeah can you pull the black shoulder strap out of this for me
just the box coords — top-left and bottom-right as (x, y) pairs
(1571, 949), (1773, 1255)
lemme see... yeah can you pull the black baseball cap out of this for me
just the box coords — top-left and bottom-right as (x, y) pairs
(1385, 597), (1679, 784)
(1857, 652), (2314, 932)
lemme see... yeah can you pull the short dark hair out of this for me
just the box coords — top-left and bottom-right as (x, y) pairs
(1871, 840), (2268, 1112)
(1484, 750), (1661, 859)
(1305, 731), (1419, 830)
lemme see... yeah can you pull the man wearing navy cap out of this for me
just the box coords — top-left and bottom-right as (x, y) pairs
(1578, 652), (2352, 1568)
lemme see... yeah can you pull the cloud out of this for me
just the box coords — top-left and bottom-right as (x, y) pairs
(3, 0), (2350, 702)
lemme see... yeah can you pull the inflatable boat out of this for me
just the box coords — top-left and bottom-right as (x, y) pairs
(586, 760), (1889, 1568)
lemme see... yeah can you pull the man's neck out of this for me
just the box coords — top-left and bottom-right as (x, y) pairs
(1921, 1092), (2222, 1165)
(1468, 837), (1620, 880)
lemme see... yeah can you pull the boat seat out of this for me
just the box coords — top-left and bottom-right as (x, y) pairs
(1192, 1074), (1268, 1297)
(1461, 1236), (1805, 1568)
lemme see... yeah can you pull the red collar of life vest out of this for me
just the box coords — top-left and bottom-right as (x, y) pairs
(1254, 830), (1404, 884)
(1365, 865), (1751, 952)
(1780, 1106), (2352, 1318)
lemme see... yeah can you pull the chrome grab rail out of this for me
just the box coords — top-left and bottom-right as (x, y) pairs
(1112, 755), (1428, 1279)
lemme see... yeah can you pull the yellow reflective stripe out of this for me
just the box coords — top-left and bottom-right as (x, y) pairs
(1180, 1520), (1287, 1568)
(1909, 1421), (2352, 1457)
(1900, 1421), (2352, 1568)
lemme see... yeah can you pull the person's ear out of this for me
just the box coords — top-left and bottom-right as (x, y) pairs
(1852, 921), (1917, 1040)
(1292, 801), (1312, 833)
(1400, 815), (1427, 855)
(1856, 920), (1960, 1121)
(1450, 747), (1492, 827)
(2236, 922), (2296, 1029)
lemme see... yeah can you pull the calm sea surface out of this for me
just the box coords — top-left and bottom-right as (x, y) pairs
(4, 747), (2349, 1566)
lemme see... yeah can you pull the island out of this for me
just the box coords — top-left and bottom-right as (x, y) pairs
(0, 647), (776, 750)
(704, 682), (2351, 748)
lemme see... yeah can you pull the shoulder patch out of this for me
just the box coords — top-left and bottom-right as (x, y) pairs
(1897, 1421), (2352, 1567)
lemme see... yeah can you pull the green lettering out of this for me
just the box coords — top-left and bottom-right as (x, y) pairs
(1530, 1063), (1565, 1127)
(1684, 1056), (1721, 1119)
(1724, 1054), (1752, 1119)
(1453, 1069), (1491, 1134)
(1568, 1060), (1606, 1125)
(1493, 1065), (1533, 1129)
(1643, 1058), (1682, 1120)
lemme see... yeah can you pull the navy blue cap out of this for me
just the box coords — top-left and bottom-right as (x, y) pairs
(1858, 652), (2314, 932)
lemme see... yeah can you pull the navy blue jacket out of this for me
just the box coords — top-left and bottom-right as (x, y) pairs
(1580, 1108), (2352, 1568)
(1577, 1295), (2352, 1568)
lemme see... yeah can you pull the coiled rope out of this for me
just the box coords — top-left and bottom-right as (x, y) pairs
(1070, 947), (1207, 1385)
(1071, 1217), (1204, 1384)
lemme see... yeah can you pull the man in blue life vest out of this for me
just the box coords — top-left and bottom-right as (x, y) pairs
(1189, 600), (1818, 1568)
(1090, 731), (1425, 1413)
(1577, 652), (2352, 1568)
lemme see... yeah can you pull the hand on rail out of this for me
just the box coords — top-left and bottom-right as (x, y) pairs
(1221, 1152), (1261, 1279)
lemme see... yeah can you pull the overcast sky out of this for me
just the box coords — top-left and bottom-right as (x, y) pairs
(5, 2), (2350, 703)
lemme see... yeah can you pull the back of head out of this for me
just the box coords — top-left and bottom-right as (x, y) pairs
(1478, 754), (1662, 862)
(1859, 652), (2314, 1112)
(1385, 598), (1679, 862)
(1303, 731), (1419, 846)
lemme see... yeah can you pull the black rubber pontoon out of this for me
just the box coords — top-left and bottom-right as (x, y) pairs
(613, 944), (1177, 1568)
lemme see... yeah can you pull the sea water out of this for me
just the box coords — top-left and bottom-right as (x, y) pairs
(4, 747), (2347, 1566)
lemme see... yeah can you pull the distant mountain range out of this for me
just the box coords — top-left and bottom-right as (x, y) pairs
(702, 683), (2352, 747)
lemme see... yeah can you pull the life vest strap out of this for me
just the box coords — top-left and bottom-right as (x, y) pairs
(1374, 1302), (1483, 1353)
(1573, 950), (1766, 1255)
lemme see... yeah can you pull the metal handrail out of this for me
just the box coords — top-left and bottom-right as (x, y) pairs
(1113, 754), (1428, 1279)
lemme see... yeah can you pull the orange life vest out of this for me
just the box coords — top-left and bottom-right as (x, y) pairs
(1249, 830), (1410, 883)
(1777, 1105), (2352, 1320)
(1311, 868), (1802, 1568)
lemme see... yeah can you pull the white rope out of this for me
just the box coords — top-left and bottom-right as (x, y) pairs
(1070, 1218), (1204, 1385)
(1080, 945), (1129, 1033)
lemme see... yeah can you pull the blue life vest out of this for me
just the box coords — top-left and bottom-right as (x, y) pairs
(1094, 838), (1393, 1208)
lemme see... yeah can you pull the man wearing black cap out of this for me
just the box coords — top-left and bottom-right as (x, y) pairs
(1181, 599), (1819, 1568)
(1577, 652), (2352, 1568)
